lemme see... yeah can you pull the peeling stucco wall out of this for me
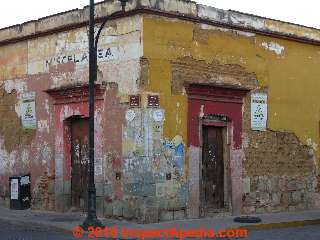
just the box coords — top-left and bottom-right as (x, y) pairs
(26, 15), (143, 93)
(0, 12), (144, 212)
(0, 78), (55, 209)
(171, 56), (259, 93)
(143, 13), (320, 218)
(0, 87), (33, 153)
(0, 0), (320, 222)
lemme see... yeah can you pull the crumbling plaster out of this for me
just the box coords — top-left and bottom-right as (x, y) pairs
(0, 0), (319, 220)
(0, 10), (144, 212)
(1, 0), (319, 46)
(143, 15), (320, 158)
(143, 14), (320, 216)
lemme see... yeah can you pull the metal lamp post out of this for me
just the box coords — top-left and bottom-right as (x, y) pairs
(82, 0), (127, 229)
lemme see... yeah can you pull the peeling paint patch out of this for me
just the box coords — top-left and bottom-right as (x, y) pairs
(199, 24), (256, 38)
(0, 138), (17, 175)
(37, 120), (49, 133)
(44, 99), (50, 115)
(0, 87), (35, 153)
(261, 41), (284, 55)
(21, 148), (29, 165)
(306, 138), (318, 151)
(3, 79), (27, 94)
(37, 142), (52, 166)
(171, 57), (259, 94)
(60, 105), (81, 123)
(198, 5), (265, 30)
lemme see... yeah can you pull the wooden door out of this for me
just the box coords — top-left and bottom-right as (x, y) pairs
(202, 126), (224, 211)
(71, 118), (89, 210)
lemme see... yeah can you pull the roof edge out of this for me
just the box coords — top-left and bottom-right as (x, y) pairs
(0, 0), (319, 47)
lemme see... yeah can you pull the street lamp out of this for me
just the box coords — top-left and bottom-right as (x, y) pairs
(82, 0), (128, 229)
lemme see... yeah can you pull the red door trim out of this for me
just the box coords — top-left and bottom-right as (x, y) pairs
(186, 84), (249, 149)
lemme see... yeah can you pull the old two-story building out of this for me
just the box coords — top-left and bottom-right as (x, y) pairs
(0, 0), (320, 222)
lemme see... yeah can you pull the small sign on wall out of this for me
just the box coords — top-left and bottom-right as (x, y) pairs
(10, 179), (19, 200)
(147, 95), (159, 108)
(94, 158), (103, 176)
(21, 92), (36, 130)
(129, 95), (141, 108)
(251, 92), (267, 131)
(153, 109), (164, 122)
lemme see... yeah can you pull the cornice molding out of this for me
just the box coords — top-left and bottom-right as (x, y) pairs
(45, 84), (105, 105)
(185, 84), (249, 104)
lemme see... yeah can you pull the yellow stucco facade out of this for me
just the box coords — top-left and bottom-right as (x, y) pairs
(143, 16), (320, 158)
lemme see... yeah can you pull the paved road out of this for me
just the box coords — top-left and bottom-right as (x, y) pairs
(244, 224), (320, 240)
(0, 219), (320, 240)
(0, 219), (75, 240)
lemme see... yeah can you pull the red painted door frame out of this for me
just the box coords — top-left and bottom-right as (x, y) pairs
(186, 84), (248, 216)
(186, 84), (248, 149)
(46, 85), (105, 181)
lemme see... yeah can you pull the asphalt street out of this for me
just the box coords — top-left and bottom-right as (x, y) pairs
(245, 224), (320, 240)
(0, 219), (74, 240)
(0, 219), (319, 240)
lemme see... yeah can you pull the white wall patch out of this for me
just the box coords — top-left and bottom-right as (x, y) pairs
(261, 41), (285, 55)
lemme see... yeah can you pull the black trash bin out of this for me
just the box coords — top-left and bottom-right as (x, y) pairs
(9, 174), (31, 210)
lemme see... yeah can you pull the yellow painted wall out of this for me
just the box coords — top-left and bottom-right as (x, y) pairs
(143, 16), (320, 157)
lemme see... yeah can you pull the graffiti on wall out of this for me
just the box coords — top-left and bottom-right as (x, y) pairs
(121, 107), (187, 205)
(162, 135), (185, 174)
(122, 107), (185, 180)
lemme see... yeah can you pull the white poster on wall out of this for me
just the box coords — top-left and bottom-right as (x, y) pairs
(21, 92), (36, 130)
(11, 179), (19, 200)
(251, 92), (268, 131)
(94, 158), (103, 176)
(20, 176), (30, 185)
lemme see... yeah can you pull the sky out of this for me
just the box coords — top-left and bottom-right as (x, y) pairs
(0, 0), (319, 30)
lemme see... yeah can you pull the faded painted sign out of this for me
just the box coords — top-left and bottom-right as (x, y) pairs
(10, 179), (19, 200)
(21, 92), (37, 130)
(45, 48), (113, 68)
(44, 46), (130, 70)
(251, 92), (268, 131)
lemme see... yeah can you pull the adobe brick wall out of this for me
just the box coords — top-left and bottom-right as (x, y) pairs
(242, 94), (319, 214)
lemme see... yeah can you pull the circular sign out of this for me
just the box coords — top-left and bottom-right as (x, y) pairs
(125, 110), (136, 122)
(153, 110), (164, 122)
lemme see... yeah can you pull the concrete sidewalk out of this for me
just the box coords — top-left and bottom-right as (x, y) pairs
(0, 206), (320, 238)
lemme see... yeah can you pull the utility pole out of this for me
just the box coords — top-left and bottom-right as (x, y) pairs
(82, 0), (127, 230)
(82, 0), (101, 229)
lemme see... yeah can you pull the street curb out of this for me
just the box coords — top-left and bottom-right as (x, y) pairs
(240, 219), (320, 231)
